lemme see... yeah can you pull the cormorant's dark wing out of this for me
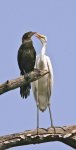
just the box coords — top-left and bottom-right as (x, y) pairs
(17, 44), (24, 75)
(31, 45), (36, 66)
(17, 40), (36, 99)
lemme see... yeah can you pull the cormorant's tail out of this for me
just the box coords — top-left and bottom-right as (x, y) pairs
(20, 83), (31, 99)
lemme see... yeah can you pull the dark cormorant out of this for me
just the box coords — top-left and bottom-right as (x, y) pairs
(17, 31), (36, 99)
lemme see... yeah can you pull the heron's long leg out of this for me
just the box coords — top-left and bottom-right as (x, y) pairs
(47, 73), (54, 127)
(48, 104), (56, 134)
(48, 104), (53, 127)
(36, 82), (39, 135)
(37, 102), (39, 135)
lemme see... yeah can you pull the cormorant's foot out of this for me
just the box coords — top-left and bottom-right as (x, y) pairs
(24, 73), (30, 80)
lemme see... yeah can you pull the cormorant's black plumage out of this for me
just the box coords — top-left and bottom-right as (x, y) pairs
(17, 31), (36, 98)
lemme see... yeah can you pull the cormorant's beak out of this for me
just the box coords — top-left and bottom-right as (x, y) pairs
(31, 32), (37, 36)
(35, 33), (47, 42)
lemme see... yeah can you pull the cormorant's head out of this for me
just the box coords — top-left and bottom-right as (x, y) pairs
(35, 33), (47, 45)
(22, 31), (36, 43)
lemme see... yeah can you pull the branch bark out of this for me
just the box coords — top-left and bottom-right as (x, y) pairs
(0, 125), (76, 149)
(0, 69), (49, 95)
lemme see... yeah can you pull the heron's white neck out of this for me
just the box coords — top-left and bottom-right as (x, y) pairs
(40, 43), (47, 60)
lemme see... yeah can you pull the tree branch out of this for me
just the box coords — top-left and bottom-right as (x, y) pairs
(0, 125), (76, 149)
(0, 71), (76, 149)
(0, 69), (49, 95)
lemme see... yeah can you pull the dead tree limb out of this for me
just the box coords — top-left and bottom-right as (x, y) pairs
(0, 125), (76, 149)
(0, 69), (49, 95)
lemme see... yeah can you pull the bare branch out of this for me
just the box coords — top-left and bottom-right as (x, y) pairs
(0, 69), (49, 95)
(0, 125), (76, 149)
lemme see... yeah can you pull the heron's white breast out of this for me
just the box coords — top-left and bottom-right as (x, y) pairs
(37, 55), (48, 70)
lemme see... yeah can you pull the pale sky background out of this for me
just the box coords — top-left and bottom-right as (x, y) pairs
(0, 0), (76, 150)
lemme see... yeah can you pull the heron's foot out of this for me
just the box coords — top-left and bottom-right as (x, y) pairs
(50, 126), (66, 135)
(51, 125), (56, 134)
(54, 126), (66, 131)
(37, 127), (39, 135)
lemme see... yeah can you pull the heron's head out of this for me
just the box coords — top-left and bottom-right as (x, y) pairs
(35, 33), (47, 45)
(22, 31), (36, 43)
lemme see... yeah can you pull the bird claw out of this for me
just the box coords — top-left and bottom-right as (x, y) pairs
(52, 126), (56, 134)
(24, 73), (30, 80)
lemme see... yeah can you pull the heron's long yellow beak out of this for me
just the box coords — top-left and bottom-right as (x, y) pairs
(35, 33), (46, 40)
